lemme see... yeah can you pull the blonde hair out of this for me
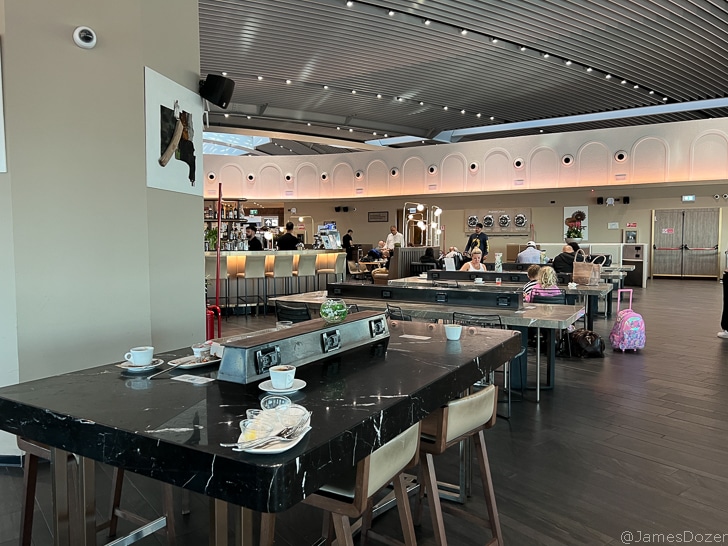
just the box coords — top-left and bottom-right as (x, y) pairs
(471, 248), (483, 256)
(538, 266), (557, 288)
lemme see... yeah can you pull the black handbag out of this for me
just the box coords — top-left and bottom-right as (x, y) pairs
(558, 328), (605, 358)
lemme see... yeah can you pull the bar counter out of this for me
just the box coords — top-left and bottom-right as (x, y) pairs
(0, 321), (520, 515)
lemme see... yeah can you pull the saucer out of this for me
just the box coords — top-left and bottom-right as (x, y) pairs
(117, 358), (164, 373)
(258, 378), (307, 394)
(168, 355), (222, 370)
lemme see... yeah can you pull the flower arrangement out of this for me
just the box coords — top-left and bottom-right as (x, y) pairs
(564, 210), (587, 239)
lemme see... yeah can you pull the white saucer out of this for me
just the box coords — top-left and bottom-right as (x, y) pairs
(258, 378), (307, 394)
(168, 355), (222, 370)
(117, 358), (164, 373)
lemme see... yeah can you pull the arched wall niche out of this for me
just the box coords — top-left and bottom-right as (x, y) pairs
(295, 163), (319, 198)
(401, 156), (426, 194)
(528, 147), (559, 189)
(259, 164), (283, 197)
(632, 137), (668, 183)
(332, 163), (355, 197)
(441, 153), (466, 193)
(691, 131), (728, 181)
(577, 141), (610, 187)
(483, 149), (512, 191)
(366, 160), (388, 197)
(220, 164), (244, 198)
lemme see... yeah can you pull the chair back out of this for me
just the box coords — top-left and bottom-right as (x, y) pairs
(367, 423), (420, 497)
(386, 304), (412, 321)
(531, 288), (566, 304)
(275, 301), (311, 323)
(444, 385), (497, 443)
(295, 254), (318, 277)
(347, 303), (360, 314)
(272, 255), (294, 277)
(241, 254), (267, 279)
(334, 252), (347, 275)
(452, 312), (503, 329)
(347, 260), (364, 275)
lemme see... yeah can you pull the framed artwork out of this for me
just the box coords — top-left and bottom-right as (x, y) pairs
(623, 229), (638, 243)
(368, 211), (389, 222)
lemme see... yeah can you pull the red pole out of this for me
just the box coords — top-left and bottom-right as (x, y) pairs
(215, 182), (222, 310)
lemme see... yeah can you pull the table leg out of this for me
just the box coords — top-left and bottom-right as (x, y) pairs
(50, 447), (71, 546)
(210, 499), (228, 546)
(586, 294), (597, 330)
(78, 456), (96, 546)
(536, 327), (541, 403)
(239, 507), (254, 546)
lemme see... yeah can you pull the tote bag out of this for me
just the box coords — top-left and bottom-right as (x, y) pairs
(572, 249), (605, 285)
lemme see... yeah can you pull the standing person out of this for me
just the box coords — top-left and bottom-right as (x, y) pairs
(719, 268), (728, 338)
(245, 224), (263, 251)
(385, 225), (404, 249)
(522, 264), (541, 297)
(464, 223), (489, 257)
(517, 241), (541, 264)
(342, 229), (355, 261)
(459, 248), (486, 271)
(552, 244), (576, 273)
(276, 221), (299, 250)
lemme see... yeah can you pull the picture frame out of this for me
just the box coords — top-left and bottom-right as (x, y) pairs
(368, 211), (389, 223)
(623, 229), (638, 244)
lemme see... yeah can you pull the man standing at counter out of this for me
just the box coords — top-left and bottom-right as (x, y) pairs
(246, 224), (264, 251)
(464, 223), (489, 257)
(277, 222), (300, 250)
(385, 225), (404, 249)
(342, 229), (355, 260)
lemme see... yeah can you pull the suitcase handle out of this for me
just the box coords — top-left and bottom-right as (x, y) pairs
(616, 289), (633, 312)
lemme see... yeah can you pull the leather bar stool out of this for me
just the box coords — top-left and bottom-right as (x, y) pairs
(260, 423), (421, 546)
(264, 254), (294, 309)
(205, 254), (229, 313)
(416, 385), (503, 546)
(292, 253), (318, 293)
(316, 253), (347, 290)
(236, 254), (267, 317)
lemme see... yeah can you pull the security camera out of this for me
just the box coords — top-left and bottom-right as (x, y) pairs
(73, 26), (97, 49)
(714, 194), (720, 200)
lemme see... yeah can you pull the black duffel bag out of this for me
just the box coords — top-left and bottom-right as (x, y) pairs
(559, 328), (605, 358)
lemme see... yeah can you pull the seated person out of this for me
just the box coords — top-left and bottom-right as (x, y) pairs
(459, 248), (486, 272)
(552, 244), (576, 273)
(420, 247), (438, 263)
(516, 241), (541, 264)
(444, 246), (460, 258)
(522, 264), (541, 297)
(367, 247), (384, 260)
(525, 266), (562, 302)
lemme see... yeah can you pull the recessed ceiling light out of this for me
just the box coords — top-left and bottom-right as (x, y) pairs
(396, 96), (403, 101)
(419, 101), (424, 106)
(346, 0), (353, 6)
(520, 46), (526, 51)
(649, 90), (655, 95)
(443, 106), (448, 110)
(285, 79), (292, 84)
(388, 10), (395, 16)
(565, 60), (572, 66)
(633, 84), (639, 89)
(491, 38), (498, 43)
(373, 132), (377, 135)
(224, 113), (229, 118)
(323, 85), (329, 89)
(376, 93), (382, 98)
(351, 89), (356, 94)
(490, 116), (495, 121)
(257, 75), (263, 80)
(539, 129), (544, 133)
(663, 97), (668, 101)
(246, 116), (251, 119)
(384, 134), (388, 137)
(421, 140), (425, 144)
(621, 80), (627, 84)
(605, 74), (612, 79)
(542, 53), (549, 58)
(460, 109), (466, 114)
(424, 19), (431, 25)
(307, 122), (311, 126)
(336, 127), (341, 130)
(460, 29), (468, 35)
(349, 128), (353, 132)
(476, 113), (482, 118)
(586, 67), (592, 72)
(221, 72), (228, 76)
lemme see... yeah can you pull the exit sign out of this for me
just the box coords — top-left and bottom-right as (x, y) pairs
(249, 209), (258, 215)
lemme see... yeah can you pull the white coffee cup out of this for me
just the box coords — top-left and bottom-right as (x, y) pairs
(191, 343), (211, 362)
(474, 278), (484, 284)
(269, 365), (296, 390)
(124, 346), (154, 366)
(445, 325), (462, 341)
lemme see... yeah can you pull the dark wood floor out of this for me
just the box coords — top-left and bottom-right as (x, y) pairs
(2, 279), (728, 545)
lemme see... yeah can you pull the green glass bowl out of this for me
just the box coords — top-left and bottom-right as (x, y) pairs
(320, 298), (348, 324)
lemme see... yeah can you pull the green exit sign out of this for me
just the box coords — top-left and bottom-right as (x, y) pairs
(249, 209), (258, 215)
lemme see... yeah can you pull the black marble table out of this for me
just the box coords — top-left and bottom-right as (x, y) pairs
(0, 321), (520, 545)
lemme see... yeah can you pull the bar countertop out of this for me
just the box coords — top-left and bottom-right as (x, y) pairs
(0, 321), (520, 513)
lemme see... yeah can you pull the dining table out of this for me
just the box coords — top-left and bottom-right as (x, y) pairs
(0, 319), (521, 546)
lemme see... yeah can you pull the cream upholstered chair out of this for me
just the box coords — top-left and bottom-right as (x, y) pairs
(260, 423), (421, 546)
(293, 253), (318, 293)
(417, 385), (502, 546)
(316, 252), (347, 289)
(264, 254), (294, 308)
(236, 254), (267, 317)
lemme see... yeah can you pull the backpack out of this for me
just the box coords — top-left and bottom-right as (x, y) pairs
(609, 289), (646, 352)
(558, 328), (605, 358)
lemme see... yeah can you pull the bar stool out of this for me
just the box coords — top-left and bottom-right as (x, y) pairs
(260, 423), (421, 546)
(205, 254), (229, 313)
(264, 254), (294, 309)
(416, 385), (503, 546)
(236, 254), (267, 317)
(292, 253), (318, 293)
(316, 253), (346, 289)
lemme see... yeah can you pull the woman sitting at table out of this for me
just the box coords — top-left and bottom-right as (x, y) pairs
(525, 266), (562, 302)
(459, 248), (486, 271)
(420, 247), (438, 264)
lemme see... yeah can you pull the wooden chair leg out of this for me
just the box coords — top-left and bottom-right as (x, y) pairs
(162, 484), (177, 546)
(259, 513), (276, 546)
(107, 467), (125, 537)
(331, 513), (355, 546)
(360, 499), (373, 546)
(19, 453), (39, 546)
(421, 453), (448, 546)
(321, 512), (334, 546)
(392, 473), (417, 546)
(474, 431), (503, 546)
(181, 489), (191, 516)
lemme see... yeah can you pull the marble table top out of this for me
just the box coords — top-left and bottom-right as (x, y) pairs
(0, 322), (520, 513)
(388, 276), (613, 296)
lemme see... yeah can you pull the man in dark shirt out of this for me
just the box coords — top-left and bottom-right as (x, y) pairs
(277, 221), (300, 250)
(552, 244), (576, 273)
(464, 223), (489, 257)
(342, 229), (354, 260)
(245, 224), (264, 251)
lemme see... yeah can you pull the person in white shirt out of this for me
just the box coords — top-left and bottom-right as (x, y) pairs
(459, 248), (486, 271)
(516, 241), (541, 264)
(385, 225), (404, 249)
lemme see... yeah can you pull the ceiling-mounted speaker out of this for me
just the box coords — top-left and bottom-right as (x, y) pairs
(343, 206), (349, 212)
(334, 206), (341, 212)
(623, 196), (630, 204)
(597, 197), (604, 205)
(199, 74), (235, 109)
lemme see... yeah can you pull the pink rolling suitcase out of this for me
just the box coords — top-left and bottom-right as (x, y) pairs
(609, 289), (646, 352)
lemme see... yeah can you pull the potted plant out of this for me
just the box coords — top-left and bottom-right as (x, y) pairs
(205, 227), (219, 251)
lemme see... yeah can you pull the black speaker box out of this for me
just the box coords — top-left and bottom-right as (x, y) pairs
(596, 197), (604, 205)
(199, 75), (235, 109)
(343, 206), (349, 212)
(334, 206), (341, 212)
(623, 196), (630, 204)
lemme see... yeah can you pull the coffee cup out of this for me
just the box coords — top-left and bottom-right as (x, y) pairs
(275, 321), (293, 330)
(191, 343), (211, 362)
(444, 325), (462, 341)
(269, 365), (296, 390)
(124, 346), (154, 366)
(474, 278), (484, 284)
